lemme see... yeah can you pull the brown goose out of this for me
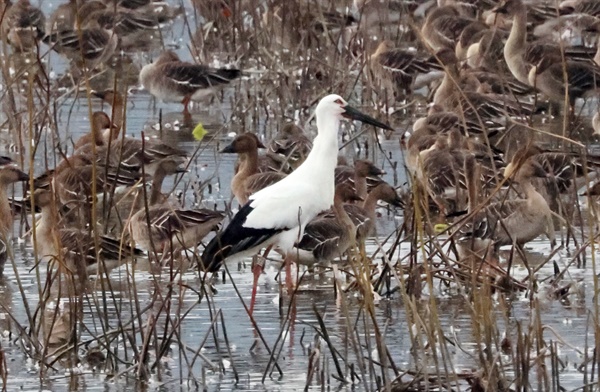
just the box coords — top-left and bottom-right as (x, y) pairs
(370, 40), (446, 97)
(73, 111), (117, 150)
(128, 158), (224, 255)
(267, 123), (312, 170)
(493, 0), (597, 85)
(433, 58), (536, 119)
(0, 165), (29, 274)
(290, 183), (361, 267)
(31, 188), (142, 278)
(139, 50), (242, 115)
(342, 181), (403, 244)
(220, 133), (286, 205)
(528, 56), (600, 109)
(42, 21), (118, 70)
(421, 6), (481, 52)
(457, 150), (555, 260)
(88, 89), (189, 174)
(1, 0), (45, 52)
(335, 159), (385, 200)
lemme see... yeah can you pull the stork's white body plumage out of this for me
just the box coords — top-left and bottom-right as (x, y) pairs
(201, 94), (391, 272)
(243, 121), (339, 247)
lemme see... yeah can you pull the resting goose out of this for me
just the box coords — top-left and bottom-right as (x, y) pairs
(42, 20), (118, 70)
(369, 40), (446, 97)
(528, 55), (600, 110)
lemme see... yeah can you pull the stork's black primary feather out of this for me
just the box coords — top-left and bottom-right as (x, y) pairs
(200, 202), (286, 272)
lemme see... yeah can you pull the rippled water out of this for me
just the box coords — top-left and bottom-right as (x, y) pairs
(2, 0), (600, 390)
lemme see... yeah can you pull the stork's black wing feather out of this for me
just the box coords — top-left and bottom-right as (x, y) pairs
(200, 202), (286, 272)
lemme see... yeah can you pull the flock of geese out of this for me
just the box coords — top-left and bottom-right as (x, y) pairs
(1, 0), (600, 301)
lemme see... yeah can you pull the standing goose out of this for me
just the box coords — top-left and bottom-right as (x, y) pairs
(492, 0), (596, 85)
(129, 157), (224, 256)
(290, 183), (362, 267)
(139, 50), (243, 115)
(73, 111), (118, 150)
(334, 181), (403, 246)
(220, 133), (286, 205)
(457, 148), (555, 261)
(200, 95), (393, 275)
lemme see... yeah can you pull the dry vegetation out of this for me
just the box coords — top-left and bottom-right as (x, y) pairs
(0, 0), (599, 391)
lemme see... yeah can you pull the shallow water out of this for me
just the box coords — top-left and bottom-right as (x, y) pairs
(2, 0), (600, 390)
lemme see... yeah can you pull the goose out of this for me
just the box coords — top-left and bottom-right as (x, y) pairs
(42, 21), (118, 70)
(290, 183), (362, 267)
(88, 89), (189, 174)
(323, 181), (403, 246)
(528, 55), (600, 110)
(78, 0), (161, 49)
(369, 40), (446, 97)
(200, 95), (393, 278)
(128, 157), (223, 257)
(1, 0), (45, 52)
(412, 105), (505, 137)
(220, 133), (286, 205)
(30, 188), (142, 278)
(560, 0), (600, 18)
(492, 0), (596, 85)
(465, 28), (507, 71)
(421, 6), (481, 52)
(52, 153), (143, 209)
(262, 3), (356, 50)
(139, 50), (242, 115)
(433, 58), (536, 119)
(457, 149), (555, 261)
(267, 123), (313, 170)
(73, 111), (118, 150)
(0, 165), (29, 275)
(593, 111), (600, 135)
(335, 159), (385, 200)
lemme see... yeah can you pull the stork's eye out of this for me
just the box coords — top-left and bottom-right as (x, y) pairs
(334, 98), (343, 105)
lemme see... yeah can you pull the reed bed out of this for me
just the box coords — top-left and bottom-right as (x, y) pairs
(0, 0), (599, 391)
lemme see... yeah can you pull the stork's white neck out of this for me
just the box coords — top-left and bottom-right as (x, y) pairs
(293, 114), (340, 203)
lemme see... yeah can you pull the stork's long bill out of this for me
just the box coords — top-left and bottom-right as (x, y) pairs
(341, 105), (394, 131)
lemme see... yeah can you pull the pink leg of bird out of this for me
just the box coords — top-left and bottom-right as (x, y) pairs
(249, 245), (273, 315)
(182, 96), (191, 116)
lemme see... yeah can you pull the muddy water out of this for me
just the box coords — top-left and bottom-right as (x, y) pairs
(0, 0), (599, 391)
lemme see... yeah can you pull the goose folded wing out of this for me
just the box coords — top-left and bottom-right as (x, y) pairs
(163, 63), (242, 90)
(297, 219), (345, 259)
